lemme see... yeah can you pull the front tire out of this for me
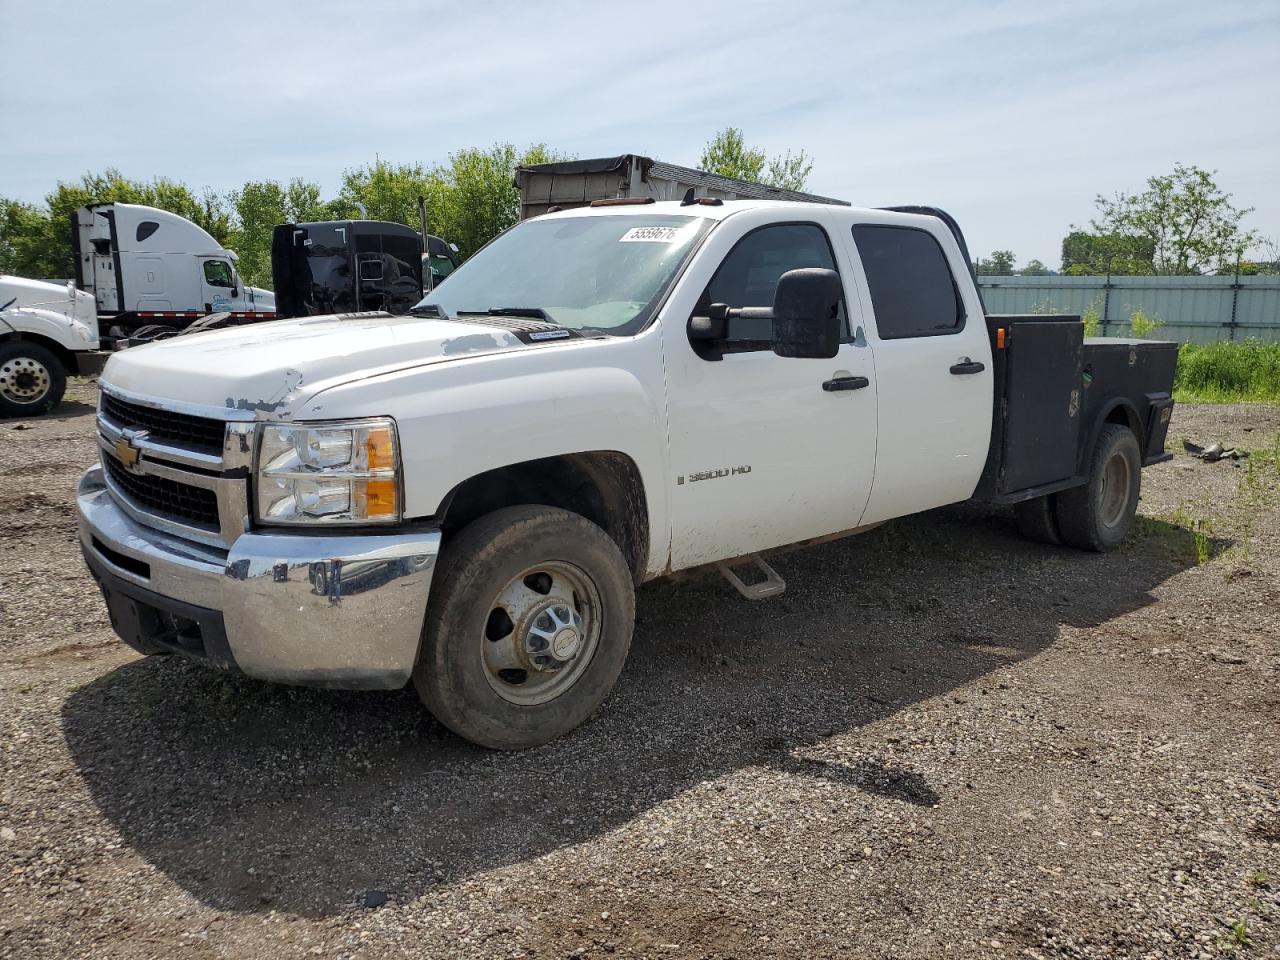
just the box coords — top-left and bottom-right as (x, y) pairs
(1055, 424), (1142, 552)
(414, 505), (635, 749)
(0, 341), (66, 417)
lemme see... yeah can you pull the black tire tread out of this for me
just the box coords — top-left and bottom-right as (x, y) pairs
(1055, 424), (1141, 552)
(414, 505), (634, 750)
(0, 340), (67, 418)
(1014, 494), (1061, 544)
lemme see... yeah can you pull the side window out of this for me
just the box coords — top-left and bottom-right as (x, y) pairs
(429, 253), (456, 280)
(851, 225), (962, 338)
(702, 223), (846, 346)
(202, 260), (235, 288)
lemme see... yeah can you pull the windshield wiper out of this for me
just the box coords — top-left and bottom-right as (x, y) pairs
(409, 303), (450, 320)
(457, 306), (556, 323)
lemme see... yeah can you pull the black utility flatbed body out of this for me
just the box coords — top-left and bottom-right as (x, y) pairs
(973, 314), (1177, 505)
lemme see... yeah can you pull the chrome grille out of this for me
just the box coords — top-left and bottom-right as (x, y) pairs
(100, 392), (226, 452)
(103, 456), (219, 529)
(97, 387), (254, 548)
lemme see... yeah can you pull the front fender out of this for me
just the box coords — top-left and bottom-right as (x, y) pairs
(0, 306), (100, 352)
(297, 337), (672, 577)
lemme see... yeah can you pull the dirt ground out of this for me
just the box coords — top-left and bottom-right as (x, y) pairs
(1, 382), (1277, 959)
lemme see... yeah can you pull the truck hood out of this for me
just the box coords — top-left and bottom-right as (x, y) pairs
(100, 311), (562, 415)
(0, 274), (97, 326)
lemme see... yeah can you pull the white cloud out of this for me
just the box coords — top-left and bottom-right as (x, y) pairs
(1, 0), (1276, 265)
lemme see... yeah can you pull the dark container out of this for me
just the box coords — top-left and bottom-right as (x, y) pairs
(976, 315), (1085, 500)
(1080, 338), (1178, 466)
(271, 220), (425, 320)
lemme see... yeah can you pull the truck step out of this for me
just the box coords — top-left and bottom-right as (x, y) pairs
(716, 554), (786, 600)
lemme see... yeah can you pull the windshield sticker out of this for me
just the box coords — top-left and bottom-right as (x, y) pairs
(619, 226), (686, 243)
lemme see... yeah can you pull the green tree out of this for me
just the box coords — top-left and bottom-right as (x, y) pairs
(0, 169), (231, 280)
(0, 199), (49, 276)
(976, 250), (1016, 275)
(698, 128), (813, 191)
(230, 178), (342, 286)
(1089, 164), (1257, 275)
(1060, 230), (1154, 275)
(1020, 258), (1050, 276)
(338, 144), (567, 260)
(436, 143), (563, 258)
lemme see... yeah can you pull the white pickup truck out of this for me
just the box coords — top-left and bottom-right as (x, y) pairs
(76, 198), (1177, 749)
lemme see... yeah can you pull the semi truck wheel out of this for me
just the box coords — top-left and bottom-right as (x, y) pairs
(1054, 424), (1142, 552)
(414, 505), (635, 749)
(1014, 495), (1061, 544)
(0, 341), (67, 417)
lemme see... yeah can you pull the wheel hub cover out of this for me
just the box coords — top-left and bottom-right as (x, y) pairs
(551, 627), (581, 660)
(1, 358), (51, 402)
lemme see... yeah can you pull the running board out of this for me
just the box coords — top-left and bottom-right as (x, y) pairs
(716, 555), (786, 600)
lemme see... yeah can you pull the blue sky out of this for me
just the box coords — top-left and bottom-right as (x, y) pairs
(2, 0), (1277, 268)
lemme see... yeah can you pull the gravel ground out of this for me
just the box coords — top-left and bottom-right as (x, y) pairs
(1, 384), (1277, 959)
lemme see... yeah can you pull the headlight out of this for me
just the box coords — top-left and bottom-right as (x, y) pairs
(256, 418), (401, 525)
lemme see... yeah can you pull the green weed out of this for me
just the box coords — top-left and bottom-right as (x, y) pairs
(1174, 340), (1280, 404)
(1128, 309), (1163, 338)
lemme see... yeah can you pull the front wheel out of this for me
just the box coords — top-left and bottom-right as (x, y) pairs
(0, 341), (67, 417)
(1055, 424), (1142, 551)
(414, 505), (635, 749)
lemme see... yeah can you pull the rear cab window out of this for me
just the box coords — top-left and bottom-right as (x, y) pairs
(851, 225), (964, 339)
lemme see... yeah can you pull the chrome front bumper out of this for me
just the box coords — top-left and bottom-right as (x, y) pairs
(77, 465), (441, 689)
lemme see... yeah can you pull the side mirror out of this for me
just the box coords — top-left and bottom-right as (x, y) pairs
(230, 286), (239, 297)
(771, 268), (842, 359)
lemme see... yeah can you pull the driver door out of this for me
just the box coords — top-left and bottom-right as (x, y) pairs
(658, 209), (878, 570)
(199, 258), (239, 313)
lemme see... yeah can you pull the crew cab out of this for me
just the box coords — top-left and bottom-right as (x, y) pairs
(76, 199), (1176, 749)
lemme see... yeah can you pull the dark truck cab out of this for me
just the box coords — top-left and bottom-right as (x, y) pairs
(270, 220), (459, 319)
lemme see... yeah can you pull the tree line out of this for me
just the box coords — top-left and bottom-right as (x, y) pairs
(976, 163), (1273, 277)
(0, 144), (570, 288)
(2, 134), (1270, 289)
(0, 129), (811, 290)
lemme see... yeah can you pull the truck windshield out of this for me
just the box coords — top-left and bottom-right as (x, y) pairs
(413, 214), (710, 334)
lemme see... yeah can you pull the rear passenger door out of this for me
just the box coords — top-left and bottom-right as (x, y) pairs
(840, 219), (994, 524)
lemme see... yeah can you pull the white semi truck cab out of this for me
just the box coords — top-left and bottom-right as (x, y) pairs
(73, 202), (274, 338)
(76, 199), (1177, 749)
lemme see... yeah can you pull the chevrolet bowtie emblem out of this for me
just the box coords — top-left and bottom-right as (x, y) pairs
(114, 435), (141, 468)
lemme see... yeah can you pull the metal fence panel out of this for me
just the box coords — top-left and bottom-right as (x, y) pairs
(976, 275), (1280, 343)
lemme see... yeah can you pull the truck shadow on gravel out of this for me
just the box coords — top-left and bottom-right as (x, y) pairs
(61, 504), (1193, 917)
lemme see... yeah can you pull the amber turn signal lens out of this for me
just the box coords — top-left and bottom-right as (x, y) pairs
(361, 479), (399, 518)
(366, 427), (396, 471)
(996, 327), (1006, 350)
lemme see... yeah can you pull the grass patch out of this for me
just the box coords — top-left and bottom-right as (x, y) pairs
(1174, 340), (1280, 404)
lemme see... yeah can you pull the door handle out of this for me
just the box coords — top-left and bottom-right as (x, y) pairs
(949, 359), (985, 375)
(822, 375), (870, 392)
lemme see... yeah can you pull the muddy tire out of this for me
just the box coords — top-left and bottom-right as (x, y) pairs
(1055, 424), (1142, 552)
(1014, 494), (1061, 544)
(414, 505), (635, 750)
(0, 340), (66, 417)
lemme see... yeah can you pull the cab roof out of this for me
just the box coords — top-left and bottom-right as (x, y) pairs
(533, 198), (952, 231)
